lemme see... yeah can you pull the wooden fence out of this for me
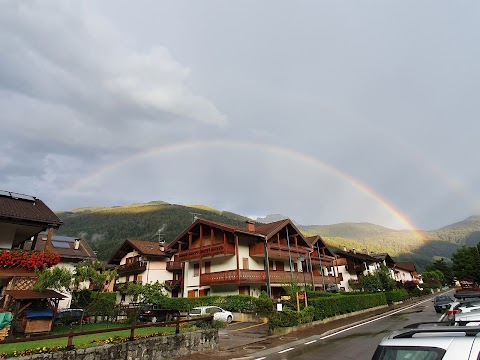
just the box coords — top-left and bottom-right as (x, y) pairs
(0, 315), (214, 349)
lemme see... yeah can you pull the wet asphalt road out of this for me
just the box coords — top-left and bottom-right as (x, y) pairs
(249, 294), (450, 360)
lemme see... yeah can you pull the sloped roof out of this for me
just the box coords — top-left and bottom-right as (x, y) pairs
(335, 250), (379, 263)
(305, 235), (335, 257)
(5, 289), (66, 300)
(109, 239), (169, 264)
(168, 217), (311, 252)
(370, 253), (396, 266)
(24, 235), (96, 261)
(0, 192), (62, 227)
(395, 261), (417, 272)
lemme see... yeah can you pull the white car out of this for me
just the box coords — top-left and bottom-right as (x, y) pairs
(448, 299), (480, 320)
(189, 306), (233, 323)
(372, 324), (480, 359)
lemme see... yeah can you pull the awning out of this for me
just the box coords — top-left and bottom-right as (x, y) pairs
(5, 290), (66, 300)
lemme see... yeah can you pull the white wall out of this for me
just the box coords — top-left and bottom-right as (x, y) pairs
(0, 225), (16, 249)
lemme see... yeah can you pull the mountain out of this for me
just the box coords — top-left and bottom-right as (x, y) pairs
(54, 201), (480, 271)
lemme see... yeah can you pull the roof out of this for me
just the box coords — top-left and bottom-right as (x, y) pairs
(305, 235), (335, 257)
(109, 239), (170, 264)
(395, 262), (417, 272)
(0, 191), (62, 227)
(23, 234), (96, 261)
(5, 289), (66, 300)
(370, 253), (396, 266)
(335, 250), (379, 263)
(168, 217), (312, 252)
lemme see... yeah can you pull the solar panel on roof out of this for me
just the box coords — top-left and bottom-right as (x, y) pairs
(52, 236), (76, 243)
(11, 192), (35, 201)
(52, 241), (70, 249)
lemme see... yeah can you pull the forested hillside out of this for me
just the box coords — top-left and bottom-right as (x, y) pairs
(55, 201), (480, 271)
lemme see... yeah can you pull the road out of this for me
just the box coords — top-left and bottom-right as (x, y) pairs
(249, 295), (449, 360)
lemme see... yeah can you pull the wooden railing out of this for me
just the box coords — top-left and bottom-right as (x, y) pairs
(249, 242), (309, 259)
(200, 269), (342, 286)
(166, 261), (184, 272)
(117, 261), (147, 276)
(176, 242), (235, 261)
(165, 278), (183, 289)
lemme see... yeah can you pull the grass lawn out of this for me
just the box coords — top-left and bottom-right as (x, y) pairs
(1, 323), (176, 357)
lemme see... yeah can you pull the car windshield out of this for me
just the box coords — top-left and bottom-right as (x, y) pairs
(373, 346), (445, 360)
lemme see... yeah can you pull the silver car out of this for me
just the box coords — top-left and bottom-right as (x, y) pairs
(372, 324), (480, 359)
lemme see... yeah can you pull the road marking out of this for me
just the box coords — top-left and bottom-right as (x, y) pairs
(278, 348), (294, 354)
(304, 340), (317, 345)
(319, 297), (437, 340)
(228, 321), (267, 332)
(254, 357), (266, 360)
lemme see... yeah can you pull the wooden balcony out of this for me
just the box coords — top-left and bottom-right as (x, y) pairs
(166, 261), (184, 272)
(199, 269), (342, 286)
(249, 242), (308, 260)
(117, 261), (147, 276)
(176, 242), (235, 261)
(165, 278), (183, 290)
(310, 257), (335, 267)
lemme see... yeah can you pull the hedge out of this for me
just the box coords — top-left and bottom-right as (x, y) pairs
(309, 293), (387, 320)
(151, 294), (273, 315)
(384, 289), (409, 304)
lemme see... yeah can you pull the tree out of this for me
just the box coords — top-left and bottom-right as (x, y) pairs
(119, 281), (169, 305)
(425, 258), (454, 285)
(35, 260), (117, 330)
(451, 245), (480, 281)
(359, 265), (397, 292)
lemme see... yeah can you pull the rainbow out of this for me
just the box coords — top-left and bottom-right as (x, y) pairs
(65, 140), (424, 240)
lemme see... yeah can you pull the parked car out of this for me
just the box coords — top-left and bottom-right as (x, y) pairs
(54, 309), (90, 326)
(432, 294), (454, 313)
(138, 305), (180, 323)
(447, 298), (480, 320)
(189, 306), (233, 323)
(372, 323), (480, 359)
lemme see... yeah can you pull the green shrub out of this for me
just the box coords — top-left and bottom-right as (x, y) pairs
(268, 307), (300, 329)
(384, 289), (409, 304)
(309, 293), (387, 320)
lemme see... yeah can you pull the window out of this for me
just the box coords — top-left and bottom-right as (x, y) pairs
(243, 258), (249, 270)
(372, 346), (445, 360)
(193, 263), (200, 277)
(204, 261), (211, 274)
(276, 261), (284, 271)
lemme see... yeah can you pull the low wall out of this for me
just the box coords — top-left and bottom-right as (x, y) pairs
(270, 304), (389, 336)
(17, 329), (218, 360)
(232, 312), (268, 323)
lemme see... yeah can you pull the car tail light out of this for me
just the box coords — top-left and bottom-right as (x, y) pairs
(145, 310), (152, 314)
(448, 309), (458, 316)
(85, 316), (90, 322)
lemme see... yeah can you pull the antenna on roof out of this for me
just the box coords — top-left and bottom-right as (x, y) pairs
(189, 212), (201, 223)
(156, 224), (167, 245)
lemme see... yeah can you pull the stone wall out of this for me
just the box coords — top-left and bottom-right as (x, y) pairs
(17, 329), (218, 360)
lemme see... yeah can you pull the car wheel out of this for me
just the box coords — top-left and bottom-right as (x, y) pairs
(227, 315), (232, 324)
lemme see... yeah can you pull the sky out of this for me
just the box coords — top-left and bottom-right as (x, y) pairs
(1, 1), (479, 231)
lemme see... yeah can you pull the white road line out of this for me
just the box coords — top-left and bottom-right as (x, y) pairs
(278, 348), (294, 354)
(254, 357), (266, 360)
(320, 297), (436, 340)
(304, 340), (317, 345)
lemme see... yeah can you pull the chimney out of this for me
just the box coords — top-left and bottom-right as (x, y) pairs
(246, 220), (256, 232)
(74, 239), (80, 250)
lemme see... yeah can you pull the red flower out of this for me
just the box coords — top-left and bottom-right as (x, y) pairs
(0, 250), (60, 269)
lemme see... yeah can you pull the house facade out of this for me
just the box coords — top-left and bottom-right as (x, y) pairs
(109, 239), (178, 303)
(167, 218), (342, 299)
(334, 249), (383, 291)
(0, 190), (63, 310)
(23, 234), (98, 308)
(394, 262), (420, 283)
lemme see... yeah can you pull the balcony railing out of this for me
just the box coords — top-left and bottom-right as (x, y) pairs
(199, 269), (342, 286)
(165, 278), (183, 289)
(166, 261), (184, 272)
(176, 242), (235, 261)
(117, 261), (147, 276)
(249, 242), (308, 259)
